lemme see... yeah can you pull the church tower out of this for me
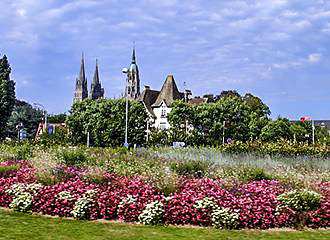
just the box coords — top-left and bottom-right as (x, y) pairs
(126, 47), (140, 99)
(90, 59), (104, 100)
(73, 54), (88, 104)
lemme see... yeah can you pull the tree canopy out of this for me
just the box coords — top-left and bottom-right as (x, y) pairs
(6, 100), (44, 140)
(66, 99), (148, 147)
(0, 55), (15, 139)
(166, 93), (271, 145)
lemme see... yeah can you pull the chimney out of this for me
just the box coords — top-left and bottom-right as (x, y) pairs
(144, 85), (150, 90)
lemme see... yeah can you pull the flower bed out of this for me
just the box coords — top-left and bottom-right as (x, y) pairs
(0, 160), (329, 229)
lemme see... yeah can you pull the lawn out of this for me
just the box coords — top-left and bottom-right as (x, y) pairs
(0, 210), (329, 240)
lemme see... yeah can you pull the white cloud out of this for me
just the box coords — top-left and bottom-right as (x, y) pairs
(16, 9), (27, 17)
(308, 53), (322, 63)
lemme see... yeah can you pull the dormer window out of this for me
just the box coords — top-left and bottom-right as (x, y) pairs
(161, 104), (166, 118)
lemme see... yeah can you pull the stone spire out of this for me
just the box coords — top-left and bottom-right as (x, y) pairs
(90, 59), (104, 100)
(132, 46), (136, 64)
(73, 53), (88, 104)
(126, 46), (140, 100)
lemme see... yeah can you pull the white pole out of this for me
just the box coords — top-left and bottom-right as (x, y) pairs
(122, 68), (129, 148)
(312, 119), (315, 144)
(124, 72), (129, 148)
(222, 120), (225, 146)
(87, 131), (90, 147)
(146, 121), (149, 142)
(44, 110), (47, 131)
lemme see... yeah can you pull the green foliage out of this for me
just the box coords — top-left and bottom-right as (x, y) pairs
(277, 189), (323, 229)
(57, 148), (89, 166)
(66, 98), (148, 147)
(166, 93), (270, 146)
(47, 113), (67, 124)
(15, 143), (34, 160)
(261, 118), (292, 142)
(0, 55), (15, 139)
(37, 127), (70, 147)
(0, 164), (19, 178)
(6, 100), (43, 140)
(157, 179), (180, 196)
(223, 166), (272, 183)
(170, 160), (210, 178)
(1, 210), (330, 240)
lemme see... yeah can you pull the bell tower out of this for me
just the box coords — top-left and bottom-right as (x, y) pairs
(126, 47), (140, 99)
(73, 53), (88, 104)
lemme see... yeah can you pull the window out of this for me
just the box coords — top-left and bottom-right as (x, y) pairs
(161, 105), (166, 118)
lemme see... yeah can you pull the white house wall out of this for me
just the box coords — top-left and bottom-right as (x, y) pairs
(153, 102), (172, 130)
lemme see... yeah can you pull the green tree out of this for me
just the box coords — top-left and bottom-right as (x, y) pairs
(290, 121), (309, 143)
(66, 99), (148, 147)
(167, 100), (197, 143)
(0, 55), (15, 139)
(6, 100), (44, 139)
(260, 117), (292, 142)
(243, 93), (271, 140)
(48, 113), (67, 123)
(193, 95), (251, 144)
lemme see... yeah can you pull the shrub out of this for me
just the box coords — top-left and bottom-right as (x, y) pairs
(170, 160), (209, 178)
(139, 200), (164, 225)
(224, 166), (272, 183)
(15, 144), (34, 160)
(0, 164), (19, 178)
(277, 189), (322, 229)
(277, 190), (322, 213)
(57, 149), (88, 166)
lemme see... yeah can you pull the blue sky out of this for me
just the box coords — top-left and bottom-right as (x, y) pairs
(1, 0), (330, 120)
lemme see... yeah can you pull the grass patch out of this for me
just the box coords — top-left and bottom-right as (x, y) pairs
(0, 210), (329, 240)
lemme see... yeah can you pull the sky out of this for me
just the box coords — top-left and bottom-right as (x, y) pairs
(1, 0), (330, 120)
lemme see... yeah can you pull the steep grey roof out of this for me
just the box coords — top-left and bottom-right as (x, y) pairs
(138, 89), (160, 117)
(152, 75), (184, 107)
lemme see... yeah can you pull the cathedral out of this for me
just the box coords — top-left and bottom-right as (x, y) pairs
(73, 54), (104, 103)
(73, 49), (195, 130)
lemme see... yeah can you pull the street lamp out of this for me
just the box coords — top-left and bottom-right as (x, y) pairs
(16, 122), (24, 142)
(33, 103), (47, 132)
(122, 67), (129, 148)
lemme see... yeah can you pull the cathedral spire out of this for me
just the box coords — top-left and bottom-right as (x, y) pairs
(90, 58), (104, 100)
(80, 52), (86, 82)
(73, 52), (88, 104)
(93, 59), (100, 85)
(131, 46), (136, 64)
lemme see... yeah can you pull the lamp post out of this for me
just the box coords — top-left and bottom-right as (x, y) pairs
(33, 103), (47, 131)
(122, 67), (129, 148)
(222, 120), (226, 146)
(16, 122), (24, 142)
